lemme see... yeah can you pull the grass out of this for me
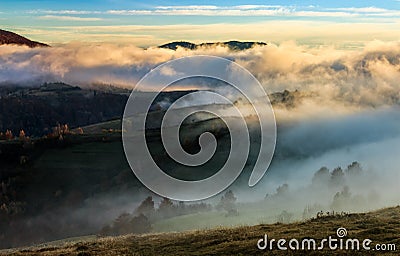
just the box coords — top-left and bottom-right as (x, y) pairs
(152, 205), (290, 233)
(2, 206), (399, 255)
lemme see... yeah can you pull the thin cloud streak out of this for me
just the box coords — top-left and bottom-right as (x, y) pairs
(25, 5), (400, 18)
(106, 8), (292, 16)
(28, 10), (101, 14)
(38, 15), (103, 21)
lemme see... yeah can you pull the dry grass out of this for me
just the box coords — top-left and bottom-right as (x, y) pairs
(2, 206), (399, 256)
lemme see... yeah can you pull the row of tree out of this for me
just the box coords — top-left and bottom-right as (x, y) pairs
(100, 162), (368, 237)
(311, 161), (363, 188)
(0, 123), (83, 141)
(100, 190), (239, 236)
(99, 196), (214, 236)
(0, 130), (27, 141)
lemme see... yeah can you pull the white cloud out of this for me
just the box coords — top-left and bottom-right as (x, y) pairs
(105, 5), (400, 18)
(107, 7), (293, 16)
(330, 7), (390, 13)
(26, 6), (400, 18)
(293, 11), (359, 17)
(324, 6), (400, 17)
(107, 10), (153, 15)
(154, 5), (219, 10)
(28, 10), (100, 14)
(233, 5), (284, 10)
(159, 66), (183, 76)
(37, 15), (103, 21)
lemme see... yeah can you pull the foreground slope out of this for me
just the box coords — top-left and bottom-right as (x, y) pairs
(3, 206), (399, 255)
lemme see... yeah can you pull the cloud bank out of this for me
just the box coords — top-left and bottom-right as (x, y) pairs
(1, 40), (399, 109)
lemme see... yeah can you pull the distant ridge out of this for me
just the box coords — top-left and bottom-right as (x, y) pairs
(159, 40), (266, 51)
(0, 29), (49, 48)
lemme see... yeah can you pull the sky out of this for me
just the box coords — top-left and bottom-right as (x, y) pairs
(1, 0), (400, 47)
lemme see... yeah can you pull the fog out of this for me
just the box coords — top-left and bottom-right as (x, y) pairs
(1, 40), (400, 248)
(238, 105), (400, 202)
(1, 41), (399, 108)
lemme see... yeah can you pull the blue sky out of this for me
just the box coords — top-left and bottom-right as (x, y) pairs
(1, 0), (399, 10)
(0, 0), (399, 46)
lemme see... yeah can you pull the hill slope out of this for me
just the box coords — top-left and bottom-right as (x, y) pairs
(4, 206), (399, 255)
(0, 29), (49, 47)
(0, 83), (127, 136)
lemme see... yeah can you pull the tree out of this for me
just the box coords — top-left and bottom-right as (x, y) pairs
(101, 212), (152, 236)
(158, 197), (175, 218)
(312, 167), (330, 186)
(19, 130), (26, 141)
(5, 130), (13, 140)
(76, 127), (84, 134)
(112, 212), (132, 235)
(134, 196), (155, 218)
(62, 124), (69, 134)
(346, 161), (362, 176)
(276, 184), (289, 197)
(176, 201), (187, 215)
(302, 203), (322, 220)
(99, 224), (113, 237)
(277, 210), (293, 223)
(217, 190), (238, 216)
(331, 167), (345, 187)
(331, 186), (351, 211)
(130, 214), (151, 234)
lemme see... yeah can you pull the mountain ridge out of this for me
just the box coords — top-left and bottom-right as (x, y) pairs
(159, 40), (267, 51)
(0, 29), (49, 48)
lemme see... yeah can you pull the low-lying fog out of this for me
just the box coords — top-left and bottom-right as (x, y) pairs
(1, 40), (399, 248)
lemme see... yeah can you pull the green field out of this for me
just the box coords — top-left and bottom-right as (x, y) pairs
(152, 204), (296, 233)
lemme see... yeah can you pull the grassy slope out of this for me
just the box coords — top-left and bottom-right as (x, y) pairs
(3, 206), (399, 256)
(152, 204), (289, 233)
